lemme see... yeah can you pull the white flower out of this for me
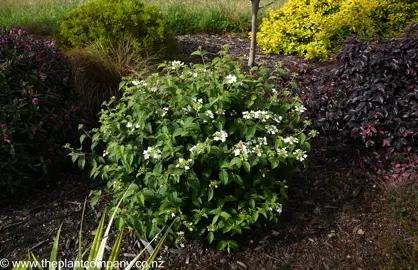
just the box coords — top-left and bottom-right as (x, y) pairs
(266, 125), (278, 135)
(185, 166), (190, 170)
(171, 212), (176, 218)
(293, 149), (307, 162)
(213, 130), (228, 142)
(277, 148), (288, 157)
(269, 207), (273, 211)
(294, 104), (307, 113)
(283, 136), (299, 145)
(179, 158), (184, 163)
(135, 123), (140, 129)
(205, 110), (214, 119)
(132, 81), (140, 86)
(277, 204), (283, 214)
(284, 185), (288, 189)
(126, 122), (133, 128)
(171, 61), (184, 69)
(234, 149), (241, 156)
(271, 88), (277, 94)
(189, 145), (197, 153)
(225, 74), (237, 84)
(151, 86), (158, 92)
(143, 147), (161, 160)
(193, 73), (198, 78)
(103, 150), (108, 157)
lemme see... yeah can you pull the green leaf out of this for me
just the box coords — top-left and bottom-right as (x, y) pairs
(252, 211), (259, 223)
(229, 157), (242, 169)
(304, 142), (311, 152)
(208, 188), (214, 202)
(245, 126), (256, 140)
(249, 199), (255, 209)
(216, 240), (228, 251)
(243, 161), (251, 173)
(49, 224), (62, 270)
(80, 134), (87, 145)
(219, 170), (229, 185)
(228, 240), (238, 251)
(106, 229), (124, 270)
(208, 232), (214, 244)
(232, 174), (244, 185)
(299, 133), (306, 144)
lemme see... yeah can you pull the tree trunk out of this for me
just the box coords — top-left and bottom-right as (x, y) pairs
(248, 0), (260, 67)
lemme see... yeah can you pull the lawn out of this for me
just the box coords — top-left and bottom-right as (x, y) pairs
(0, 0), (287, 35)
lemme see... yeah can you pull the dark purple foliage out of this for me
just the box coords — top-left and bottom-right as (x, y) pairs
(306, 25), (418, 152)
(0, 29), (81, 196)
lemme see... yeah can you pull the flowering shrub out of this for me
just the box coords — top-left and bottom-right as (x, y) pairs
(257, 0), (418, 59)
(0, 29), (80, 196)
(69, 49), (314, 251)
(57, 0), (178, 59)
(305, 26), (418, 151)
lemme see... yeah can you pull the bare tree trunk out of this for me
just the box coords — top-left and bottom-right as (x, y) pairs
(248, 0), (260, 67)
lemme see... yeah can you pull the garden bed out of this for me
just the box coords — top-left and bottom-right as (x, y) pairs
(0, 34), (416, 269)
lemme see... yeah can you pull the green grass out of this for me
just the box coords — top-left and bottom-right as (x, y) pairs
(0, 0), (86, 35)
(145, 0), (287, 34)
(0, 0), (287, 36)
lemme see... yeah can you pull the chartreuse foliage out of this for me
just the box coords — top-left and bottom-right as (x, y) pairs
(67, 49), (315, 251)
(257, 0), (418, 59)
(57, 0), (177, 59)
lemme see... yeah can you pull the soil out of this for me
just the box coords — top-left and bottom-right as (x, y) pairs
(0, 34), (416, 270)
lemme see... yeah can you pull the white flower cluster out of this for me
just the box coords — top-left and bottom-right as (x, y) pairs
(143, 146), (161, 160)
(276, 148), (288, 158)
(151, 86), (158, 92)
(203, 110), (214, 123)
(213, 130), (228, 142)
(176, 157), (193, 171)
(161, 107), (169, 117)
(233, 137), (268, 160)
(225, 74), (237, 84)
(283, 136), (299, 145)
(294, 104), (307, 114)
(189, 142), (206, 155)
(132, 80), (147, 87)
(266, 125), (279, 135)
(171, 60), (184, 69)
(192, 97), (203, 104)
(268, 204), (283, 214)
(126, 122), (140, 132)
(182, 105), (193, 113)
(242, 110), (272, 122)
(293, 149), (308, 161)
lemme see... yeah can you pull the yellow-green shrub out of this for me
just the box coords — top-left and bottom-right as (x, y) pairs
(257, 0), (418, 59)
(57, 0), (177, 59)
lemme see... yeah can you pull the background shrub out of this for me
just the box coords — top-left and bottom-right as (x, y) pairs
(0, 29), (81, 196)
(258, 0), (418, 59)
(69, 50), (314, 250)
(57, 0), (177, 59)
(305, 26), (418, 151)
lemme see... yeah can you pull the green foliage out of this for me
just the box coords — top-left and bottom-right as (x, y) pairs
(68, 49), (315, 251)
(258, 0), (418, 59)
(57, 0), (177, 59)
(0, 29), (80, 197)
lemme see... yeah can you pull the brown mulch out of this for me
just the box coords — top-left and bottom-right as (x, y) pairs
(0, 34), (416, 270)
